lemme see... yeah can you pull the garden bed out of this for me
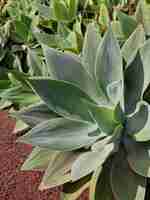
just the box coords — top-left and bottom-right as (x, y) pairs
(0, 112), (88, 200)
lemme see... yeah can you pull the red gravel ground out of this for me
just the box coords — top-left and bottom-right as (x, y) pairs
(0, 112), (88, 200)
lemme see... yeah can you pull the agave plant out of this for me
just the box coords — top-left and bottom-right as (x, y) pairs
(112, 0), (150, 41)
(15, 21), (150, 200)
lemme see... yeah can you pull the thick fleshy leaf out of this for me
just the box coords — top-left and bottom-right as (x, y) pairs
(136, 1), (150, 36)
(87, 102), (119, 134)
(92, 124), (122, 152)
(14, 102), (58, 127)
(122, 25), (145, 66)
(106, 80), (123, 106)
(125, 101), (150, 141)
(111, 21), (124, 41)
(21, 147), (55, 171)
(125, 138), (150, 178)
(71, 143), (114, 181)
(124, 52), (144, 114)
(90, 161), (115, 200)
(53, 0), (69, 22)
(140, 39), (150, 93)
(33, 28), (57, 48)
(39, 152), (80, 190)
(61, 176), (90, 200)
(92, 136), (113, 152)
(27, 49), (42, 76)
(117, 11), (138, 38)
(27, 78), (94, 122)
(82, 23), (101, 76)
(68, 0), (78, 20)
(95, 26), (123, 106)
(18, 118), (100, 151)
(110, 150), (146, 200)
(42, 45), (102, 103)
(99, 3), (110, 32)
(13, 119), (29, 134)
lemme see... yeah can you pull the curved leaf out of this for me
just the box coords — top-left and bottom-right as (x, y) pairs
(42, 45), (102, 103)
(110, 150), (146, 200)
(87, 102), (120, 135)
(27, 78), (94, 122)
(39, 152), (80, 190)
(21, 147), (55, 171)
(61, 176), (90, 200)
(140, 39), (150, 93)
(82, 23), (101, 77)
(71, 143), (114, 181)
(89, 160), (115, 200)
(136, 1), (150, 36)
(95, 26), (123, 106)
(117, 11), (138, 38)
(106, 80), (123, 106)
(18, 118), (100, 151)
(68, 0), (78, 20)
(92, 124), (122, 153)
(14, 102), (58, 127)
(125, 101), (150, 141)
(125, 138), (150, 178)
(122, 25), (145, 67)
(124, 52), (144, 114)
(27, 49), (42, 76)
(53, 0), (69, 22)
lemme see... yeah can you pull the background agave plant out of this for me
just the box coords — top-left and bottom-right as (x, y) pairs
(13, 21), (150, 200)
(2, 0), (150, 111)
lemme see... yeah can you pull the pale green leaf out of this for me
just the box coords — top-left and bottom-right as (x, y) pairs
(95, 26), (123, 106)
(87, 102), (119, 134)
(42, 45), (102, 103)
(82, 23), (101, 77)
(135, 1), (150, 36)
(53, 0), (69, 22)
(27, 49), (42, 76)
(71, 143), (114, 181)
(117, 11), (138, 38)
(13, 119), (29, 134)
(68, 0), (78, 20)
(122, 25), (145, 67)
(18, 118), (100, 151)
(39, 151), (80, 190)
(21, 146), (55, 171)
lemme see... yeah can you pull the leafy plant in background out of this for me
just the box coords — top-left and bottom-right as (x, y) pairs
(13, 21), (150, 200)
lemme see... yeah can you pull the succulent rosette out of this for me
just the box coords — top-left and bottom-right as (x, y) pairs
(15, 22), (150, 200)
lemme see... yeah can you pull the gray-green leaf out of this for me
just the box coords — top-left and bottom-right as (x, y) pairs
(125, 138), (150, 178)
(18, 118), (100, 151)
(21, 146), (55, 171)
(71, 143), (114, 181)
(39, 151), (80, 190)
(82, 23), (101, 77)
(27, 78), (94, 122)
(95, 26), (123, 106)
(122, 25), (145, 67)
(126, 101), (150, 142)
(42, 45), (102, 103)
(110, 150), (146, 200)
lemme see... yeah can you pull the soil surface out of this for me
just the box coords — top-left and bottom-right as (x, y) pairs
(0, 112), (88, 200)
